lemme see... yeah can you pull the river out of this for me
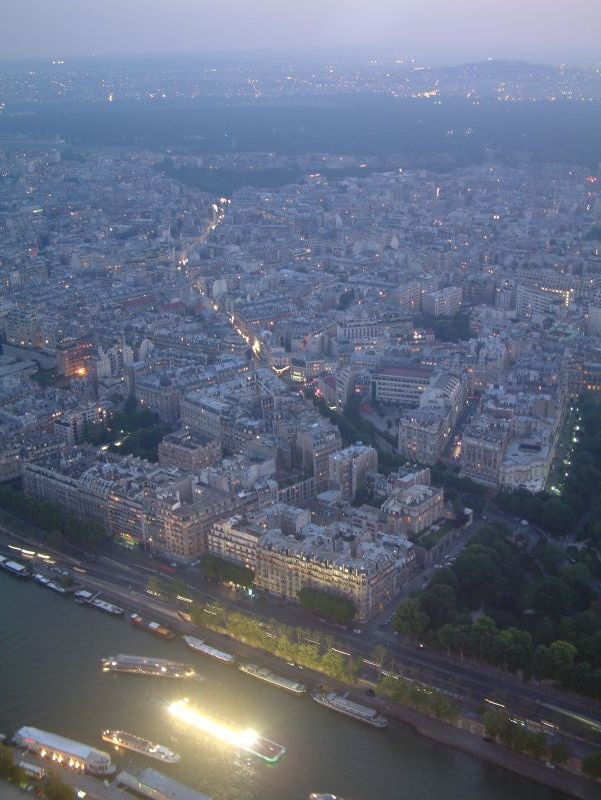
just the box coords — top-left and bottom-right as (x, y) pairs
(0, 575), (566, 800)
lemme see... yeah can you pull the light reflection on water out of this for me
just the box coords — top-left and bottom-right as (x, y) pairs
(0, 576), (565, 800)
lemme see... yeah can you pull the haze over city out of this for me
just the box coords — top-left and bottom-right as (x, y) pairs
(1, 0), (601, 64)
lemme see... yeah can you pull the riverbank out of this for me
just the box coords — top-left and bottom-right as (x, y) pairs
(69, 573), (600, 800)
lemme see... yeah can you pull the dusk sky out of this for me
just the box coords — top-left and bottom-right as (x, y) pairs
(2, 0), (600, 64)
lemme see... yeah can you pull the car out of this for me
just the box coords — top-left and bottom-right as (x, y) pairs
(353, 628), (362, 634)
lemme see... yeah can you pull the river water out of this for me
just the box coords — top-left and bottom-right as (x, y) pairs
(0, 575), (566, 800)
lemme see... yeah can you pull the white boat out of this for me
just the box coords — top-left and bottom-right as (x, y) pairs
(101, 654), (195, 678)
(101, 730), (180, 764)
(238, 663), (306, 694)
(74, 590), (123, 615)
(312, 692), (387, 728)
(183, 635), (235, 664)
(91, 598), (124, 615)
(0, 555), (30, 578)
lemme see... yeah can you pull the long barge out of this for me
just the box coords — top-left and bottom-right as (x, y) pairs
(14, 726), (116, 776)
(74, 590), (124, 616)
(238, 663), (306, 695)
(0, 555), (30, 578)
(183, 635), (235, 664)
(130, 613), (175, 639)
(33, 573), (68, 595)
(312, 692), (387, 728)
(102, 654), (195, 679)
(101, 730), (180, 764)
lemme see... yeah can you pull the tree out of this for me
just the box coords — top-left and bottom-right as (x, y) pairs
(421, 584), (458, 629)
(146, 576), (168, 596)
(498, 628), (533, 674)
(44, 771), (76, 800)
(337, 289), (355, 310)
(372, 644), (389, 668)
(540, 499), (575, 538)
(0, 744), (24, 782)
(532, 644), (554, 680)
(394, 597), (429, 637)
(467, 617), (499, 661)
(297, 587), (356, 624)
(428, 567), (459, 591)
(582, 751), (601, 780)
(549, 640), (577, 684)
(453, 547), (500, 609)
(532, 578), (571, 621)
(548, 741), (570, 766)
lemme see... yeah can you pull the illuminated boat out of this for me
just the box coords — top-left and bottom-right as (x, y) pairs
(168, 700), (286, 764)
(101, 730), (180, 764)
(14, 726), (115, 776)
(244, 735), (286, 764)
(309, 795), (346, 800)
(102, 654), (195, 678)
(312, 692), (387, 728)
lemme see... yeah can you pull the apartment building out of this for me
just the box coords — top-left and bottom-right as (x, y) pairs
(371, 366), (432, 407)
(397, 409), (451, 466)
(254, 526), (410, 621)
(158, 429), (222, 471)
(460, 418), (511, 486)
(421, 286), (463, 317)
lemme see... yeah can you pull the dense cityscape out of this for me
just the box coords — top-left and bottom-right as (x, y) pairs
(1, 4), (601, 800)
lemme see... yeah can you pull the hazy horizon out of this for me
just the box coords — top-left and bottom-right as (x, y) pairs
(2, 1), (600, 66)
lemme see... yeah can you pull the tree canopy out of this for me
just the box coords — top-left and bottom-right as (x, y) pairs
(394, 522), (601, 698)
(298, 587), (356, 624)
